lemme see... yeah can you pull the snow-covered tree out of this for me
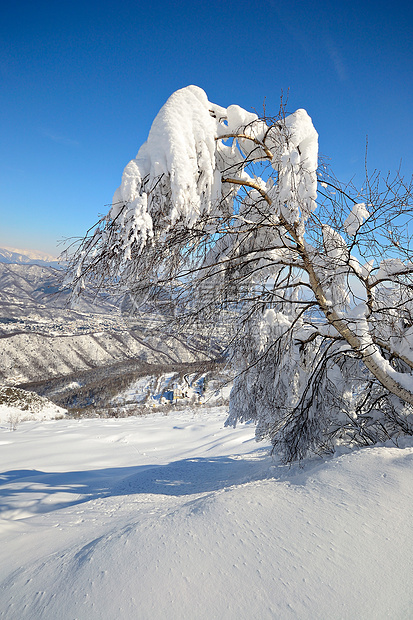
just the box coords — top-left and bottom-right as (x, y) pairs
(64, 85), (413, 461)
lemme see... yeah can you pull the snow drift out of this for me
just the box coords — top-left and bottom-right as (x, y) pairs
(0, 409), (411, 619)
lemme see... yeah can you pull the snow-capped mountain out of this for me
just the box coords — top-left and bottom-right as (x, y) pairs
(0, 246), (61, 268)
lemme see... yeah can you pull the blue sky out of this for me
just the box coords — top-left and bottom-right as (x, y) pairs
(1, 0), (412, 256)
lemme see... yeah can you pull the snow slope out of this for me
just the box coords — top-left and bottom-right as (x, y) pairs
(0, 408), (411, 619)
(0, 386), (66, 426)
(0, 259), (211, 384)
(0, 329), (200, 384)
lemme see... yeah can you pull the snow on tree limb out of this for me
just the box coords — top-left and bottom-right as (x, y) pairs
(64, 86), (413, 460)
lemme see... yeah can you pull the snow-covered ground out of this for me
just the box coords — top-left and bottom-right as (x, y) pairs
(0, 406), (412, 619)
(0, 386), (67, 430)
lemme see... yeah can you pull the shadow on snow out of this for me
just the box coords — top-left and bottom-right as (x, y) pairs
(0, 451), (272, 517)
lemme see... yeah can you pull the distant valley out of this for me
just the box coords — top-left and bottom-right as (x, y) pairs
(0, 249), (229, 415)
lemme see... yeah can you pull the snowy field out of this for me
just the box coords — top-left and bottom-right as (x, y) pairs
(0, 406), (412, 620)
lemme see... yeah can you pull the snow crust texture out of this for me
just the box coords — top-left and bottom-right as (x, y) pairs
(0, 409), (411, 619)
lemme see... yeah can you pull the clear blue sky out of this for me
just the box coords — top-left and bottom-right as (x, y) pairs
(1, 0), (412, 255)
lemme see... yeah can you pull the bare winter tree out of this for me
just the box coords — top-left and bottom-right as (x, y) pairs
(63, 85), (413, 461)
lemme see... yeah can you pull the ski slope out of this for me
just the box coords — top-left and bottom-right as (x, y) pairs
(0, 406), (411, 619)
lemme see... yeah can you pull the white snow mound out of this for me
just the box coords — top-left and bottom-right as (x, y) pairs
(0, 386), (67, 425)
(0, 408), (411, 619)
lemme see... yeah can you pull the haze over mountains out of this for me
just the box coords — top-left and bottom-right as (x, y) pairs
(0, 246), (60, 268)
(0, 247), (224, 412)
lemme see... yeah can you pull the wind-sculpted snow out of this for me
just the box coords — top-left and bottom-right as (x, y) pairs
(0, 409), (411, 619)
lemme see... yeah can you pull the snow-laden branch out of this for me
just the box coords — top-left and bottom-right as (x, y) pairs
(64, 85), (413, 460)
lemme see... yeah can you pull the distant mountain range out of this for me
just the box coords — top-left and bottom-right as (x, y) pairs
(0, 247), (61, 268)
(0, 248), (207, 386)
